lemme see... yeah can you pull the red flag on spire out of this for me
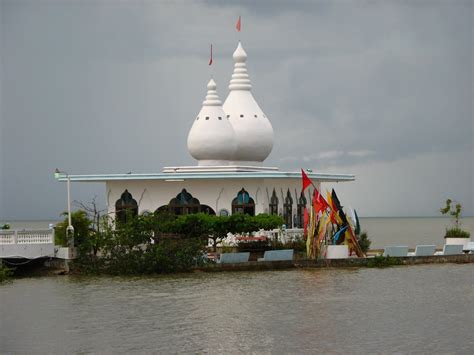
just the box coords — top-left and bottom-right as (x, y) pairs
(236, 16), (241, 32)
(301, 169), (313, 193)
(208, 44), (213, 66)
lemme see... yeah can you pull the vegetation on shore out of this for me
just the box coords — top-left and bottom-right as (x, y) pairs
(0, 263), (13, 283)
(440, 199), (470, 238)
(367, 255), (403, 268)
(56, 209), (284, 275)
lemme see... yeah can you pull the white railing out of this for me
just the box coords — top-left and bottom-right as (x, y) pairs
(0, 229), (54, 245)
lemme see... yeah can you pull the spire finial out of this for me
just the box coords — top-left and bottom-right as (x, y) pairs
(229, 42), (252, 91)
(203, 78), (221, 106)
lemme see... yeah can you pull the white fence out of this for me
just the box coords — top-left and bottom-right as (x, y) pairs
(0, 229), (55, 259)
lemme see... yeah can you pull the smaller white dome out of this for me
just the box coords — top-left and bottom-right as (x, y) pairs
(187, 79), (237, 165)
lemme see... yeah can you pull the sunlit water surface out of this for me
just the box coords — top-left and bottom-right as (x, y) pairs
(1, 265), (473, 353)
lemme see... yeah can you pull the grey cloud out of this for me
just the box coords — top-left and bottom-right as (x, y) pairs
(0, 0), (472, 219)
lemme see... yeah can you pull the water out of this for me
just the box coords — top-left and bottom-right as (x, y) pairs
(1, 265), (473, 353)
(361, 217), (474, 249)
(3, 217), (474, 249)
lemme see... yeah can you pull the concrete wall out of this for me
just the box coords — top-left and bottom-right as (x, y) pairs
(106, 178), (321, 225)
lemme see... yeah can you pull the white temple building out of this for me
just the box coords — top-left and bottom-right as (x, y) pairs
(55, 41), (354, 228)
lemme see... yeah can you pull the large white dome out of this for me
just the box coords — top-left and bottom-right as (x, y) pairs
(223, 42), (274, 164)
(187, 79), (237, 166)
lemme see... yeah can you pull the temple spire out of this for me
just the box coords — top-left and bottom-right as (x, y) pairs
(203, 78), (221, 106)
(229, 42), (252, 91)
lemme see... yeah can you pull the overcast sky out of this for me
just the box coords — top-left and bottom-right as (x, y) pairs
(0, 0), (472, 220)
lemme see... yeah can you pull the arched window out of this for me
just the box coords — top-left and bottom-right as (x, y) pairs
(200, 205), (216, 215)
(269, 188), (278, 215)
(232, 188), (255, 216)
(155, 189), (215, 215)
(169, 189), (200, 215)
(296, 191), (307, 228)
(115, 190), (138, 224)
(283, 189), (293, 228)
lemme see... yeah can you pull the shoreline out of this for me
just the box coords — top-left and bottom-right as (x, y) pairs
(2, 253), (473, 280)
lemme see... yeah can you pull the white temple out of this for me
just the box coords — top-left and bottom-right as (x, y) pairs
(56, 41), (354, 228)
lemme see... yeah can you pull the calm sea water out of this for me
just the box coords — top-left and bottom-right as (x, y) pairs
(3, 217), (473, 249)
(1, 265), (473, 353)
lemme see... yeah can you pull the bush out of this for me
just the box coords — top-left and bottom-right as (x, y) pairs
(0, 263), (13, 283)
(358, 231), (372, 253)
(55, 210), (92, 246)
(273, 236), (306, 252)
(69, 209), (288, 275)
(237, 239), (270, 252)
(367, 255), (403, 268)
(444, 227), (470, 239)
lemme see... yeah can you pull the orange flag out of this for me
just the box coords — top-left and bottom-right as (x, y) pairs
(303, 207), (309, 238)
(236, 16), (241, 32)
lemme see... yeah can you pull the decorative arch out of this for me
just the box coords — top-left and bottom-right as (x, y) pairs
(296, 191), (307, 228)
(283, 189), (293, 228)
(115, 190), (138, 223)
(269, 188), (279, 215)
(232, 188), (255, 216)
(155, 189), (215, 215)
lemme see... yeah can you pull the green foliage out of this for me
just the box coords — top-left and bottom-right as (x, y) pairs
(174, 213), (213, 239)
(228, 213), (256, 234)
(440, 199), (469, 238)
(440, 199), (463, 228)
(0, 263), (13, 283)
(69, 208), (291, 275)
(367, 255), (403, 268)
(357, 231), (372, 253)
(273, 235), (306, 252)
(73, 212), (207, 275)
(1, 223), (11, 230)
(253, 214), (284, 231)
(55, 210), (91, 246)
(208, 216), (231, 252)
(237, 239), (269, 252)
(444, 227), (470, 239)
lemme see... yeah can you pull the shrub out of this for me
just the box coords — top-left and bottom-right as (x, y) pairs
(237, 239), (270, 252)
(0, 263), (13, 283)
(367, 255), (403, 268)
(55, 210), (92, 246)
(440, 199), (470, 239)
(273, 236), (306, 252)
(358, 231), (372, 253)
(444, 227), (470, 239)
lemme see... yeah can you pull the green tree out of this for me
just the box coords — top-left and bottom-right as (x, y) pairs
(55, 210), (91, 247)
(253, 214), (284, 231)
(440, 199), (470, 238)
(357, 231), (372, 253)
(208, 216), (231, 252)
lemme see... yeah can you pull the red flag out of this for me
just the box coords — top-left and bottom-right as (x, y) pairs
(236, 16), (241, 32)
(208, 44), (213, 66)
(312, 189), (329, 214)
(301, 169), (312, 193)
